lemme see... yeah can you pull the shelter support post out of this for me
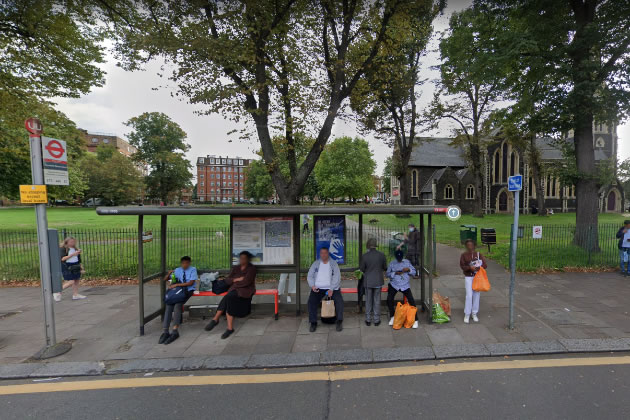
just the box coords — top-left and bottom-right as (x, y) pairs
(160, 215), (167, 319)
(427, 214), (433, 321)
(419, 214), (425, 311)
(138, 215), (144, 335)
(294, 215), (301, 315)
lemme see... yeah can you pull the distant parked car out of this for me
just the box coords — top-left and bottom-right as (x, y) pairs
(238, 198), (249, 204)
(82, 198), (112, 207)
(373, 198), (383, 204)
(388, 232), (407, 256)
(220, 198), (232, 205)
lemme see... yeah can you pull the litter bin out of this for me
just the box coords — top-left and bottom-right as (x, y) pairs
(460, 225), (477, 245)
(480, 228), (496, 252)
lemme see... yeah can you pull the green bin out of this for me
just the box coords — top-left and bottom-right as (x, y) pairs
(460, 225), (478, 244)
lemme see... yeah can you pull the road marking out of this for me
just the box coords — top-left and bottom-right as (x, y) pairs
(1, 355), (630, 396)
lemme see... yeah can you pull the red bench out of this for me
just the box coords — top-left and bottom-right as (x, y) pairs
(193, 289), (279, 320)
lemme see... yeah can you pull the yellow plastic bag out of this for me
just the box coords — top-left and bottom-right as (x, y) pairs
(472, 267), (491, 292)
(404, 305), (417, 328)
(393, 302), (408, 330)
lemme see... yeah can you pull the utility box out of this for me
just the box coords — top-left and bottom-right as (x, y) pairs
(480, 228), (497, 252)
(460, 225), (478, 244)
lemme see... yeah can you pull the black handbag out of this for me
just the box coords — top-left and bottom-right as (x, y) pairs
(212, 279), (230, 294)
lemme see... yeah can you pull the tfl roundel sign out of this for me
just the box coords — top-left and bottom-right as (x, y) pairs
(41, 136), (69, 186)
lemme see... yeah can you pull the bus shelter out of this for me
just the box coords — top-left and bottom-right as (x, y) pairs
(96, 205), (455, 335)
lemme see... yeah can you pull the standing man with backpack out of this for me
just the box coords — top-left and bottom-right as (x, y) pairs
(616, 220), (630, 275)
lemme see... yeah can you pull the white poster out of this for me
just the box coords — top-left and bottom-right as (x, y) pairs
(41, 136), (69, 185)
(533, 226), (542, 239)
(232, 217), (293, 265)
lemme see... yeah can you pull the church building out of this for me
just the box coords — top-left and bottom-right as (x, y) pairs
(390, 123), (624, 214)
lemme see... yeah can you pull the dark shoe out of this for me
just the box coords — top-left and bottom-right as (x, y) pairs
(365, 320), (371, 326)
(221, 329), (235, 339)
(204, 319), (218, 331)
(336, 320), (343, 332)
(158, 332), (170, 344)
(164, 330), (179, 344)
(309, 323), (317, 332)
(374, 321), (381, 326)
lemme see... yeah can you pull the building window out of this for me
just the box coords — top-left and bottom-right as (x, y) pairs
(199, 173), (204, 179)
(91, 138), (99, 143)
(209, 158), (215, 164)
(510, 151), (517, 176)
(223, 174), (226, 179)
(200, 181), (204, 187)
(466, 184), (475, 200)
(240, 174), (243, 179)
(210, 174), (214, 179)
(228, 174), (231, 179)
(411, 170), (418, 197)
(200, 189), (204, 194)
(595, 137), (605, 148)
(493, 150), (500, 184)
(444, 184), (454, 200)
(502, 143), (508, 183)
(239, 160), (244, 165)
(222, 159), (226, 164)
(227, 159), (232, 164)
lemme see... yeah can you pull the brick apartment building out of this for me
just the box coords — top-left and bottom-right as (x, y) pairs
(196, 155), (252, 202)
(79, 129), (138, 157)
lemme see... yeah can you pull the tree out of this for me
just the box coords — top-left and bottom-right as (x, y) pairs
(125, 112), (192, 204)
(480, 0), (630, 248)
(244, 160), (274, 203)
(0, 1), (104, 199)
(429, 7), (509, 217)
(315, 137), (376, 201)
(79, 153), (144, 205)
(351, 0), (441, 204)
(382, 156), (393, 195)
(98, 0), (413, 204)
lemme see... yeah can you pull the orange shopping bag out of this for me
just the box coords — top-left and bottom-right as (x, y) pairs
(472, 267), (491, 292)
(393, 302), (408, 330)
(404, 305), (417, 328)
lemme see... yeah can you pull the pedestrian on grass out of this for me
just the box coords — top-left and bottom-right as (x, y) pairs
(397, 223), (420, 266)
(306, 247), (344, 332)
(360, 238), (387, 326)
(386, 249), (419, 328)
(204, 251), (257, 339)
(159, 256), (198, 345)
(54, 237), (86, 302)
(459, 239), (487, 324)
(615, 220), (630, 275)
(302, 214), (310, 234)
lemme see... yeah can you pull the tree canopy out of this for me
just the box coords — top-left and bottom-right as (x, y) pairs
(315, 136), (376, 201)
(126, 112), (192, 203)
(244, 160), (274, 203)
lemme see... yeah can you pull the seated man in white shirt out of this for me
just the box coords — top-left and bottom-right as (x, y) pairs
(307, 247), (343, 332)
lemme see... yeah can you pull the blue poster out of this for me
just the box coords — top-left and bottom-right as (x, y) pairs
(314, 215), (345, 264)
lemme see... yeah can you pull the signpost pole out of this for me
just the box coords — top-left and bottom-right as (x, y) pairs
(508, 176), (522, 330)
(25, 118), (71, 358)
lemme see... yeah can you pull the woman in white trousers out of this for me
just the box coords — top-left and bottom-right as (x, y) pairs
(459, 239), (487, 324)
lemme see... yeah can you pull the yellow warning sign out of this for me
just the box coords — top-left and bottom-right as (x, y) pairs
(19, 185), (48, 204)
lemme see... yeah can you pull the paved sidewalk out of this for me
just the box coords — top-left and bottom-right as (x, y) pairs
(1, 244), (630, 375)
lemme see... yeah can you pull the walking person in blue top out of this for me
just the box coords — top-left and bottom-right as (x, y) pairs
(616, 220), (630, 275)
(386, 249), (418, 328)
(159, 256), (197, 345)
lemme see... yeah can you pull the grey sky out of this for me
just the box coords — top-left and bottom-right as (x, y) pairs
(54, 1), (628, 179)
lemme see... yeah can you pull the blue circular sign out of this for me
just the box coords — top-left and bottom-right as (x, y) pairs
(446, 205), (461, 221)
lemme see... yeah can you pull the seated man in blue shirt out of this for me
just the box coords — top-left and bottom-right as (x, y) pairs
(386, 249), (418, 328)
(160, 256), (198, 345)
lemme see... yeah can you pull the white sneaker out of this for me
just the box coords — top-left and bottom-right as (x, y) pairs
(72, 294), (87, 300)
(53, 293), (61, 302)
(472, 314), (479, 323)
(412, 321), (418, 329)
(464, 314), (470, 324)
(388, 317), (394, 326)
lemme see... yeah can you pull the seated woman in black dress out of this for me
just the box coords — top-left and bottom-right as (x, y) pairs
(204, 251), (257, 339)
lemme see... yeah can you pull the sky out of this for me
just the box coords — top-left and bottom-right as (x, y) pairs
(54, 1), (628, 180)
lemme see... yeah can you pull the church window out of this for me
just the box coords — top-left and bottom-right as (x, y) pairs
(411, 170), (418, 197)
(466, 184), (475, 199)
(444, 184), (454, 200)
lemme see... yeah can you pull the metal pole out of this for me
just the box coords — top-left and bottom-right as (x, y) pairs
(294, 215), (301, 315)
(138, 215), (145, 335)
(427, 214), (433, 320)
(508, 190), (520, 330)
(160, 215), (167, 318)
(419, 214), (425, 310)
(29, 133), (56, 347)
(358, 214), (363, 259)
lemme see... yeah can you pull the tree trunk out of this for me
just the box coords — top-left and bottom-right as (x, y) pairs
(528, 135), (546, 216)
(469, 143), (484, 217)
(398, 174), (409, 205)
(574, 112), (599, 251)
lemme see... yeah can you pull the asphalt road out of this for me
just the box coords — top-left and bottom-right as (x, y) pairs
(1, 355), (629, 419)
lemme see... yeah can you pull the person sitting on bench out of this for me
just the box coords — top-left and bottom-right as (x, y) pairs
(160, 256), (197, 345)
(204, 251), (257, 339)
(386, 249), (418, 329)
(307, 247), (343, 332)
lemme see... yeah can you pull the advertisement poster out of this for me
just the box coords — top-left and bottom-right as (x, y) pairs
(231, 217), (294, 265)
(314, 215), (346, 264)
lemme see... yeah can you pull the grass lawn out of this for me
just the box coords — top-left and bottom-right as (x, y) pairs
(0, 207), (229, 230)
